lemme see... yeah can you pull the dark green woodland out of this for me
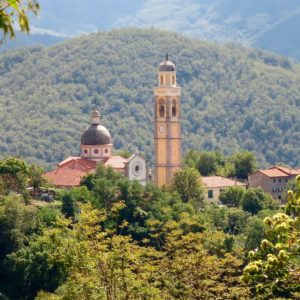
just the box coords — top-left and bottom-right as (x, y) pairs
(0, 28), (300, 169)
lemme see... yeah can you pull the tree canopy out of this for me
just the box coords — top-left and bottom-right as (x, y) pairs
(0, 157), (291, 299)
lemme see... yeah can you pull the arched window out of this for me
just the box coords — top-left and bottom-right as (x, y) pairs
(172, 75), (175, 85)
(172, 99), (177, 117)
(160, 75), (164, 85)
(159, 99), (165, 117)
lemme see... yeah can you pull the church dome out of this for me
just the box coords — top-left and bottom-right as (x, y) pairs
(81, 124), (111, 145)
(81, 107), (112, 146)
(159, 54), (175, 72)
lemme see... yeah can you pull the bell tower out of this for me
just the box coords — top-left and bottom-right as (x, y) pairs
(154, 55), (182, 187)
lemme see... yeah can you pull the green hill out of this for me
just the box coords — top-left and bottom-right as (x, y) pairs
(0, 28), (300, 169)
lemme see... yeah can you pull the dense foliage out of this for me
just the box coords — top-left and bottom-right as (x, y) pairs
(184, 150), (257, 179)
(0, 28), (300, 169)
(242, 176), (300, 299)
(0, 157), (291, 299)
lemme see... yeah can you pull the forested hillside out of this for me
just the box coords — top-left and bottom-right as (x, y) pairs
(0, 28), (300, 169)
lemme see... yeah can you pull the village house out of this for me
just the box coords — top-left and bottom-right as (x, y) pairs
(248, 166), (300, 201)
(201, 176), (247, 203)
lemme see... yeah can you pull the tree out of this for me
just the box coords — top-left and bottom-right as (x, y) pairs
(185, 150), (227, 176)
(229, 151), (257, 180)
(170, 167), (204, 207)
(225, 207), (250, 235)
(61, 192), (77, 219)
(244, 216), (266, 251)
(0, 0), (39, 42)
(28, 164), (47, 197)
(219, 186), (245, 207)
(0, 195), (38, 260)
(159, 221), (250, 299)
(241, 188), (276, 215)
(0, 157), (29, 195)
(242, 176), (300, 299)
(197, 151), (220, 176)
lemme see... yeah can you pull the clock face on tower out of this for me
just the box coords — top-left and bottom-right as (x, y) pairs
(159, 125), (165, 133)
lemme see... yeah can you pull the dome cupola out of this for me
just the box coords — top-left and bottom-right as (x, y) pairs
(159, 53), (175, 72)
(80, 108), (113, 161)
(158, 54), (177, 87)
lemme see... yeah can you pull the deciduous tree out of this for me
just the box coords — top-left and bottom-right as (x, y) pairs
(170, 167), (204, 207)
(0, 0), (39, 41)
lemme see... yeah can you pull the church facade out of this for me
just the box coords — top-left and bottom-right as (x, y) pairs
(46, 108), (148, 188)
(46, 56), (181, 188)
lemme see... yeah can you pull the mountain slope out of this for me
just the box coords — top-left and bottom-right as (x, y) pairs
(0, 28), (299, 169)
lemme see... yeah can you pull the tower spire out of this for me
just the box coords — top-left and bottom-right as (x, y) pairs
(166, 52), (169, 61)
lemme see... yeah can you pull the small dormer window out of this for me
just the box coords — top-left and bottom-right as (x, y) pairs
(94, 149), (99, 154)
(84, 149), (88, 154)
(105, 149), (108, 154)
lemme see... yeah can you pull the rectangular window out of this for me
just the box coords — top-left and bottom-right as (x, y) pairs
(285, 178), (288, 183)
(208, 190), (213, 199)
(279, 178), (281, 183)
(273, 178), (276, 183)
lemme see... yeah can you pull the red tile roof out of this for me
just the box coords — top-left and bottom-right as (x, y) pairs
(46, 168), (87, 187)
(271, 166), (300, 176)
(45, 156), (127, 188)
(259, 169), (289, 178)
(257, 166), (300, 178)
(58, 156), (96, 171)
(103, 156), (128, 169)
(201, 176), (246, 188)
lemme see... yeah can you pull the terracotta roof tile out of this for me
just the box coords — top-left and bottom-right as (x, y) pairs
(271, 166), (300, 176)
(58, 156), (96, 171)
(45, 168), (88, 187)
(104, 156), (128, 169)
(260, 169), (289, 178)
(45, 156), (127, 187)
(258, 166), (300, 178)
(201, 176), (246, 188)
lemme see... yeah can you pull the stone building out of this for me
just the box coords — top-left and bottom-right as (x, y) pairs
(201, 176), (247, 203)
(248, 166), (300, 201)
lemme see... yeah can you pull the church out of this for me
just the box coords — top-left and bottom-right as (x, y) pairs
(46, 55), (182, 188)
